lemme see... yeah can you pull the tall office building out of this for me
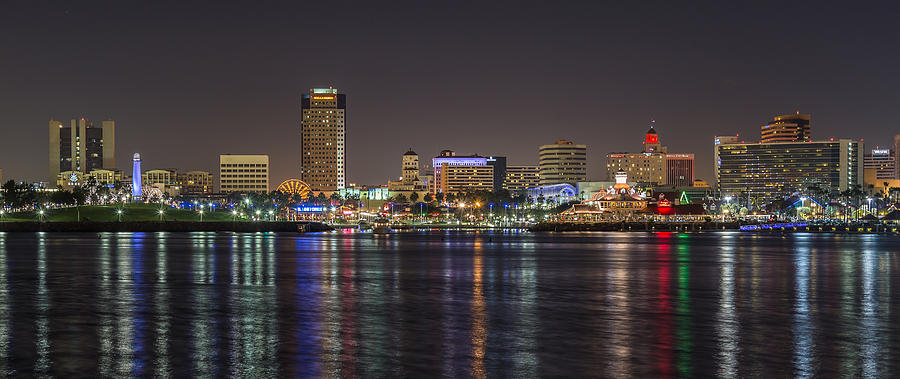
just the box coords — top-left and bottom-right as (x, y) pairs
(504, 165), (540, 191)
(219, 154), (270, 193)
(486, 156), (507, 192)
(539, 140), (587, 185)
(760, 113), (811, 143)
(300, 87), (346, 192)
(713, 135), (741, 185)
(716, 139), (863, 206)
(863, 148), (896, 180)
(432, 150), (487, 193)
(48, 118), (115, 187)
(665, 154), (695, 187)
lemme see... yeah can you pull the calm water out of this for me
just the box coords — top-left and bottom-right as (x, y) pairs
(0, 231), (898, 377)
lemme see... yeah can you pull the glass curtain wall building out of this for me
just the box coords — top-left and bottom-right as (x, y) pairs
(715, 139), (862, 206)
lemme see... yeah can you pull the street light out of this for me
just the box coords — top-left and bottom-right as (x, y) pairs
(116, 209), (123, 222)
(232, 210), (238, 221)
(158, 209), (165, 221)
(199, 210), (204, 222)
(38, 209), (45, 222)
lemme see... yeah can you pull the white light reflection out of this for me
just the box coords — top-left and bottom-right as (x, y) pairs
(792, 243), (813, 378)
(716, 243), (739, 377)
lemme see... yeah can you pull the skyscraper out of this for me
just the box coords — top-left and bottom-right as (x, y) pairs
(539, 140), (587, 185)
(48, 118), (115, 187)
(760, 113), (811, 143)
(300, 87), (346, 192)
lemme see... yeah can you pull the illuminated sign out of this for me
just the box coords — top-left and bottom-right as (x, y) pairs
(872, 149), (890, 156)
(312, 96), (335, 100)
(296, 206), (325, 213)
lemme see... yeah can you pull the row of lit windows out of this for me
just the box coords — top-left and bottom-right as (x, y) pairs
(221, 163), (267, 168)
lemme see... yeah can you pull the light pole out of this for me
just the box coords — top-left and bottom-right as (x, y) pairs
(0, 209), (5, 223)
(232, 210), (238, 221)
(38, 209), (45, 222)
(199, 209), (204, 222)
(116, 209), (123, 222)
(158, 209), (165, 221)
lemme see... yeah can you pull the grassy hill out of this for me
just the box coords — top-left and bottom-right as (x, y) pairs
(3, 203), (238, 222)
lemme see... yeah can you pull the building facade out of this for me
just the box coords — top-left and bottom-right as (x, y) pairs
(300, 88), (346, 191)
(606, 153), (665, 184)
(389, 150), (427, 193)
(539, 140), (587, 185)
(143, 169), (178, 187)
(713, 135), (741, 184)
(716, 139), (863, 206)
(760, 113), (811, 143)
(504, 165), (540, 191)
(442, 165), (494, 194)
(178, 171), (214, 195)
(219, 154), (269, 193)
(48, 118), (115, 187)
(665, 153), (695, 187)
(431, 150), (487, 193)
(863, 148), (896, 181)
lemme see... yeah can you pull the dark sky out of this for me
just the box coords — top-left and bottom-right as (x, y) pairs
(2, 1), (899, 186)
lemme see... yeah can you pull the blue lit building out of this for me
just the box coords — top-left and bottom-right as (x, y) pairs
(526, 183), (577, 205)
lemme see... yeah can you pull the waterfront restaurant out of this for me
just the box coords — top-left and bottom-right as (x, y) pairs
(560, 170), (649, 221)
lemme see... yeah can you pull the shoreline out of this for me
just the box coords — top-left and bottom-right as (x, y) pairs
(0, 221), (333, 233)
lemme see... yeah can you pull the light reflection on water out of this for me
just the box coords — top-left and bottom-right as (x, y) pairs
(0, 231), (897, 377)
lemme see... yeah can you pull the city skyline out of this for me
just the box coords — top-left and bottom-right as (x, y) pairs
(2, 2), (899, 185)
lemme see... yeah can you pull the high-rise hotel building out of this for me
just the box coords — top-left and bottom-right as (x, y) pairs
(539, 140), (587, 185)
(716, 139), (863, 206)
(48, 118), (116, 187)
(300, 88), (346, 192)
(761, 113), (811, 143)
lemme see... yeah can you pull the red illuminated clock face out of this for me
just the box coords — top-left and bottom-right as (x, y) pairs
(646, 134), (658, 144)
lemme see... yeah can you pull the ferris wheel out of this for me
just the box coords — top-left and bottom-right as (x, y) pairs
(276, 179), (312, 199)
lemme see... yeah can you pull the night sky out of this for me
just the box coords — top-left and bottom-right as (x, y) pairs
(2, 1), (899, 186)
